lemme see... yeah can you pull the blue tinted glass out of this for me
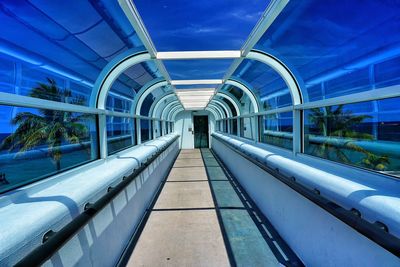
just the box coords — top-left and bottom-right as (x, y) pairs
(0, 1), (146, 105)
(240, 117), (255, 140)
(304, 97), (400, 177)
(140, 119), (151, 143)
(107, 61), (162, 112)
(230, 119), (238, 135)
(0, 105), (98, 193)
(255, 1), (400, 102)
(134, 0), (268, 51)
(220, 84), (254, 114)
(219, 97), (237, 117)
(155, 121), (162, 138)
(233, 59), (291, 110)
(164, 59), (233, 80)
(260, 112), (293, 150)
(106, 95), (132, 113)
(107, 116), (135, 155)
(140, 86), (172, 116)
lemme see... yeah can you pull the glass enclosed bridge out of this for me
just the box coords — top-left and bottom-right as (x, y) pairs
(0, 1), (399, 266)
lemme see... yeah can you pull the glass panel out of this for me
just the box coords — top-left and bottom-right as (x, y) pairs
(106, 61), (163, 113)
(260, 112), (293, 150)
(140, 119), (150, 143)
(154, 120), (161, 138)
(220, 84), (253, 114)
(240, 117), (255, 140)
(107, 116), (135, 155)
(164, 59), (233, 80)
(0, 1), (145, 105)
(304, 98), (400, 177)
(223, 120), (228, 133)
(134, 0), (267, 51)
(232, 59), (291, 110)
(221, 98), (237, 117)
(139, 86), (172, 116)
(0, 105), (98, 193)
(230, 119), (238, 136)
(255, 1), (400, 102)
(106, 95), (132, 113)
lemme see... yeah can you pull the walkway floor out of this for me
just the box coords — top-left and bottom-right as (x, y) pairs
(124, 149), (302, 267)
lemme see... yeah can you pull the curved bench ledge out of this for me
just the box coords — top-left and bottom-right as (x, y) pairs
(0, 133), (179, 265)
(212, 132), (400, 239)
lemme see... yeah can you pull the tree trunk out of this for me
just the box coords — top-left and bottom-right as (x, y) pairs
(56, 160), (61, 171)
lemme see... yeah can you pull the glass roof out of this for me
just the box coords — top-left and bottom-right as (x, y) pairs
(135, 0), (268, 87)
(0, 0), (160, 110)
(254, 0), (400, 102)
(165, 59), (233, 80)
(1, 0), (399, 116)
(233, 59), (291, 110)
(134, 0), (269, 51)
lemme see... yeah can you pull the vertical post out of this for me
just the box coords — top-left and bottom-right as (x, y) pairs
(98, 114), (108, 159)
(293, 108), (303, 154)
(153, 119), (156, 138)
(253, 115), (259, 142)
(237, 117), (240, 137)
(131, 117), (136, 145)
(136, 118), (141, 145)
(258, 115), (263, 143)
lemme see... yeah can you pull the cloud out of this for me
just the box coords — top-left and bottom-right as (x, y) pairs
(159, 24), (228, 37)
(228, 10), (264, 22)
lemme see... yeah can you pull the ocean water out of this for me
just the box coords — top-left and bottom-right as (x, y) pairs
(0, 136), (133, 193)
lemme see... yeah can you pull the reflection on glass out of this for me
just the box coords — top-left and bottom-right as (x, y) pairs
(0, 105), (98, 193)
(223, 119), (228, 133)
(232, 59), (292, 110)
(260, 112), (293, 150)
(255, 1), (400, 102)
(155, 121), (162, 138)
(107, 116), (135, 155)
(240, 117), (255, 140)
(140, 119), (151, 143)
(305, 98), (400, 177)
(230, 119), (238, 135)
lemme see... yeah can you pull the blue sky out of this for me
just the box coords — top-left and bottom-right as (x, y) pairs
(134, 0), (269, 79)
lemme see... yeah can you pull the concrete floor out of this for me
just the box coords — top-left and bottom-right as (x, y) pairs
(126, 149), (230, 267)
(124, 149), (300, 267)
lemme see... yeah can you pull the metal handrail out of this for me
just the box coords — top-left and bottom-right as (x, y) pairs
(212, 133), (400, 257)
(15, 135), (179, 267)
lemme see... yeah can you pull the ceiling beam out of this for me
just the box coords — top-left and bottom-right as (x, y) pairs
(157, 50), (241, 60)
(171, 79), (223, 85)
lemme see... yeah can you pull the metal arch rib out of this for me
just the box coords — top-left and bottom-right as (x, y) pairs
(150, 93), (178, 118)
(207, 105), (223, 120)
(215, 92), (241, 116)
(168, 105), (184, 121)
(210, 99), (232, 118)
(208, 103), (225, 119)
(205, 107), (220, 120)
(171, 108), (185, 121)
(224, 79), (260, 113)
(162, 101), (181, 120)
(246, 50), (303, 105)
(91, 50), (151, 109)
(132, 78), (170, 116)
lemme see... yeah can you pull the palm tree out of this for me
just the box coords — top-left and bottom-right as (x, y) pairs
(308, 105), (371, 163)
(360, 153), (390, 171)
(1, 78), (88, 171)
